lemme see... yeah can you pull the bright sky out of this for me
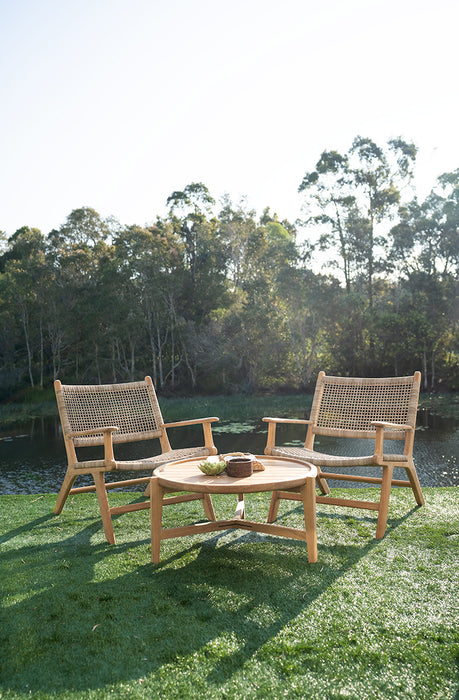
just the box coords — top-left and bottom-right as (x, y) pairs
(1, 0), (458, 237)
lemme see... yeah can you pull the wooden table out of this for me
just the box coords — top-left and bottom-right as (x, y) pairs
(150, 455), (318, 564)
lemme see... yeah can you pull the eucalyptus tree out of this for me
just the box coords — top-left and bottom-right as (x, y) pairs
(215, 208), (300, 390)
(389, 170), (459, 388)
(298, 136), (418, 374)
(218, 195), (258, 290)
(48, 206), (113, 251)
(348, 136), (417, 306)
(436, 169), (459, 276)
(0, 227), (49, 387)
(110, 222), (187, 386)
(298, 150), (355, 292)
(0, 230), (7, 253)
(275, 268), (341, 386)
(246, 216), (302, 388)
(392, 169), (459, 278)
(166, 182), (214, 287)
(164, 184), (235, 388)
(45, 208), (114, 381)
(166, 183), (229, 322)
(299, 136), (417, 305)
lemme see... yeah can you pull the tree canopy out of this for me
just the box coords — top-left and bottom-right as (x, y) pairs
(1, 144), (458, 399)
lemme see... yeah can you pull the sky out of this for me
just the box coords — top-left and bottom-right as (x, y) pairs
(1, 0), (459, 237)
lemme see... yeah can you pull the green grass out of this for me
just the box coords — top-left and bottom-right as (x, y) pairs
(1, 488), (458, 699)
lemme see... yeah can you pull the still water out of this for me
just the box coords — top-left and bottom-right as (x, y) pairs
(0, 410), (457, 494)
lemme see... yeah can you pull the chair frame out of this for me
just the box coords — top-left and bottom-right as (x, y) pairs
(54, 376), (219, 543)
(263, 371), (424, 539)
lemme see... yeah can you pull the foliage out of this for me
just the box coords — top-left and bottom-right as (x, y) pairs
(0, 143), (458, 397)
(0, 489), (458, 698)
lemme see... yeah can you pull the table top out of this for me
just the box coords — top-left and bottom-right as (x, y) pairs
(154, 455), (317, 494)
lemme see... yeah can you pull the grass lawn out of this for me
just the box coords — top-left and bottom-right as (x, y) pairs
(0, 487), (458, 699)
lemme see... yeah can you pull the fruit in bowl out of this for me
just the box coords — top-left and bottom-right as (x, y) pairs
(198, 459), (227, 475)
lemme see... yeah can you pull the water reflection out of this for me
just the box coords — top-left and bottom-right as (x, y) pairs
(0, 411), (457, 495)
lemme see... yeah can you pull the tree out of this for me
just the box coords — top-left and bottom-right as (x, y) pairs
(299, 150), (356, 292)
(390, 169), (459, 388)
(166, 183), (216, 284)
(45, 209), (114, 381)
(0, 141), (458, 397)
(166, 183), (229, 323)
(48, 206), (112, 251)
(299, 136), (417, 305)
(215, 212), (299, 391)
(276, 268), (340, 386)
(0, 227), (49, 387)
(392, 169), (459, 278)
(110, 223), (186, 386)
(218, 195), (258, 289)
(347, 136), (417, 306)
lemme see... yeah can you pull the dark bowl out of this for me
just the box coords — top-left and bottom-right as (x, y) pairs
(225, 457), (253, 478)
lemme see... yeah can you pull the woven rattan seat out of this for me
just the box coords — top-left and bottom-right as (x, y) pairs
(263, 372), (424, 539)
(54, 376), (219, 543)
(269, 446), (409, 467)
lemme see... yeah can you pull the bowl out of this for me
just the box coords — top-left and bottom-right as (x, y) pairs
(225, 456), (253, 478)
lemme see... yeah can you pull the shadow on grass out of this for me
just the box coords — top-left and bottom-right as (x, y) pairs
(0, 497), (418, 695)
(0, 512), (55, 546)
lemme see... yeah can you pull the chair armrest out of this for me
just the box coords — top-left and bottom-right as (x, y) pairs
(262, 417), (311, 425)
(67, 426), (119, 466)
(162, 417), (219, 455)
(372, 422), (414, 464)
(162, 417), (219, 428)
(262, 417), (311, 454)
(371, 421), (414, 431)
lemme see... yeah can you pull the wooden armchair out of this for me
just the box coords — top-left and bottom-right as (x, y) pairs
(54, 376), (219, 543)
(263, 372), (424, 539)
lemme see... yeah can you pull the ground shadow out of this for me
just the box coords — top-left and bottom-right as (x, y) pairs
(0, 499), (418, 695)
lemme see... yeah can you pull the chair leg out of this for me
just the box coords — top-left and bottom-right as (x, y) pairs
(268, 490), (281, 522)
(316, 467), (330, 495)
(404, 464), (425, 506)
(53, 470), (77, 514)
(93, 472), (116, 544)
(375, 464), (394, 540)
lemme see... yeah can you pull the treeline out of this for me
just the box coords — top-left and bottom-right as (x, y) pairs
(0, 136), (458, 398)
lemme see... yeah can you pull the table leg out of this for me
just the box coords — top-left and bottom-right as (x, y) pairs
(150, 476), (164, 563)
(300, 478), (317, 563)
(234, 493), (245, 519)
(202, 493), (216, 521)
(267, 490), (280, 522)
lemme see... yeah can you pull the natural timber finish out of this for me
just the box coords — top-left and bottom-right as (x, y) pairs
(53, 376), (219, 543)
(263, 372), (424, 539)
(151, 455), (318, 564)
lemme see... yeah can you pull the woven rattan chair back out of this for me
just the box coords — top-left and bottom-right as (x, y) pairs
(310, 374), (420, 441)
(56, 379), (164, 447)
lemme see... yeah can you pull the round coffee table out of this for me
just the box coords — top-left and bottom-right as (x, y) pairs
(150, 455), (317, 563)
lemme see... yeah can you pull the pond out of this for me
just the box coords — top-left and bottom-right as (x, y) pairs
(0, 408), (457, 494)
